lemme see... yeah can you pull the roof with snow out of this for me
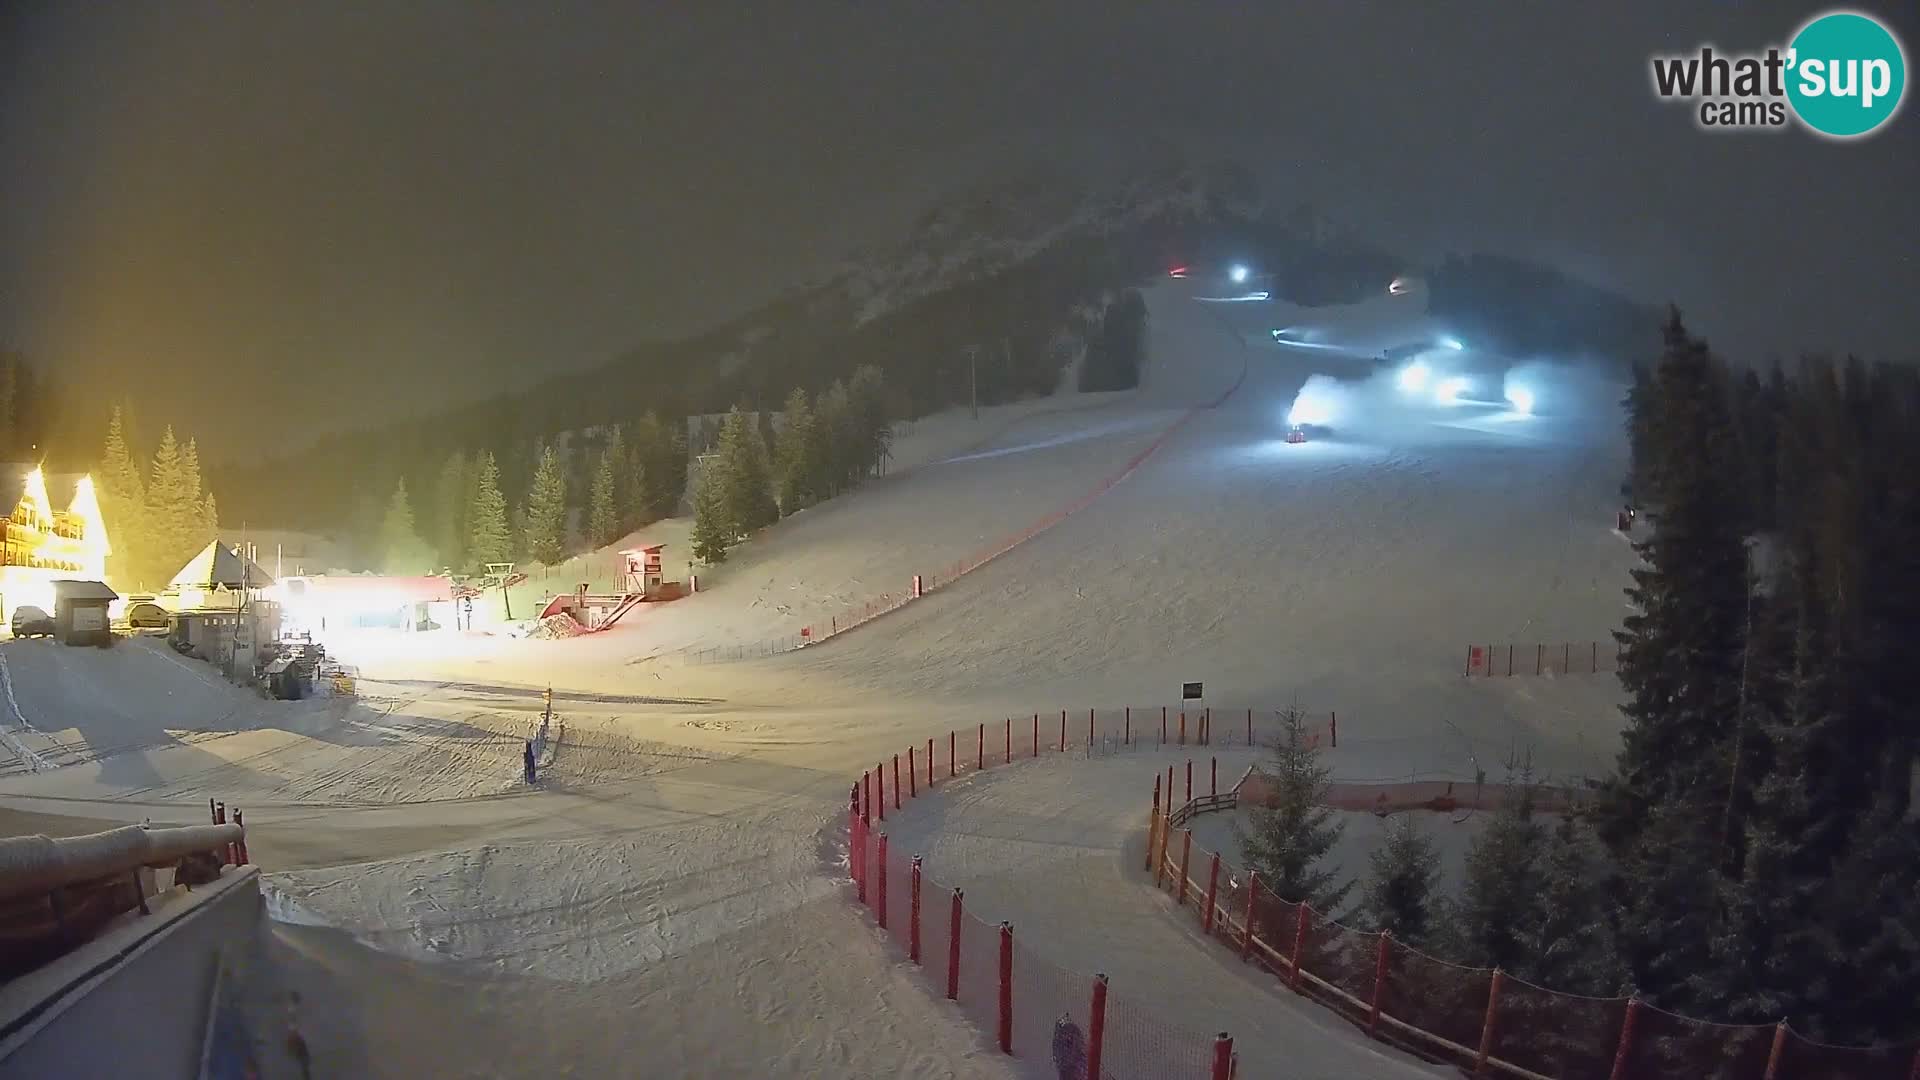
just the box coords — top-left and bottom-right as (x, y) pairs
(168, 540), (276, 590)
(0, 463), (90, 514)
(51, 579), (119, 602)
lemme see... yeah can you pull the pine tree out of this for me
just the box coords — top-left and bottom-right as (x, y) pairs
(202, 492), (219, 543)
(1613, 798), (1720, 1014)
(1444, 774), (1548, 971)
(467, 451), (511, 570)
(775, 387), (821, 514)
(1232, 707), (1351, 912)
(689, 460), (731, 564)
(1360, 815), (1440, 945)
(1602, 312), (1752, 858)
(847, 365), (892, 484)
(147, 426), (194, 576)
(378, 478), (432, 573)
(588, 443), (620, 547)
(1821, 803), (1920, 1045)
(432, 450), (470, 572)
(1521, 815), (1624, 996)
(98, 406), (149, 587)
(815, 380), (852, 496)
(622, 442), (649, 533)
(716, 407), (777, 536)
(522, 444), (568, 564)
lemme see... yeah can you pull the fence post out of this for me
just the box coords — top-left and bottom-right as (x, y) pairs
(928, 737), (935, 788)
(1032, 713), (1039, 757)
(908, 746), (917, 798)
(1005, 717), (1012, 764)
(1247, 707), (1253, 746)
(1186, 759), (1193, 803)
(1125, 706), (1131, 745)
(1290, 903), (1310, 989)
(1370, 931), (1391, 1034)
(1763, 1021), (1789, 1080)
(1179, 710), (1187, 745)
(1536, 643), (1543, 675)
(863, 771), (872, 827)
(1146, 777), (1162, 871)
(208, 797), (216, 825)
(877, 764), (887, 821)
(977, 723), (984, 770)
(1060, 709), (1067, 752)
(909, 855), (923, 964)
(893, 755), (902, 810)
(947, 889), (964, 1000)
(233, 809), (248, 865)
(1507, 643), (1514, 676)
(1608, 998), (1641, 1080)
(1563, 641), (1570, 673)
(1212, 1033), (1234, 1080)
(1178, 830), (1193, 905)
(876, 833), (889, 929)
(1167, 765), (1175, 811)
(1242, 873), (1260, 961)
(1087, 975), (1109, 1080)
(1154, 812), (1170, 887)
(997, 923), (1014, 1055)
(1331, 710), (1337, 748)
(853, 814), (868, 905)
(1475, 969), (1505, 1076)
(1211, 756), (1218, 797)
(1161, 706), (1167, 745)
(950, 731), (956, 777)
(1203, 852), (1221, 933)
(1089, 707), (1095, 750)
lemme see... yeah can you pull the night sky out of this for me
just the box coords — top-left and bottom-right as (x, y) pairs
(3, 3), (1915, 456)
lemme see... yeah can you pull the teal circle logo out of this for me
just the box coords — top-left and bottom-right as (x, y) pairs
(1786, 11), (1907, 138)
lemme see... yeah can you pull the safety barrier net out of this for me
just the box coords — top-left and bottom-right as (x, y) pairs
(1149, 786), (1920, 1079)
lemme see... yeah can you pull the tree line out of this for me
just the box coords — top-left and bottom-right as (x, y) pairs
(690, 365), (892, 564)
(94, 406), (223, 590)
(1243, 315), (1919, 1048)
(376, 411), (689, 575)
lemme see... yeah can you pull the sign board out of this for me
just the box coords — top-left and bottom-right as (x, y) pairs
(1181, 681), (1203, 701)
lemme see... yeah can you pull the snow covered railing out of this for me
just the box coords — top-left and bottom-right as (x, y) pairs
(0, 799), (252, 980)
(1145, 776), (1920, 1080)
(842, 715), (1243, 1079)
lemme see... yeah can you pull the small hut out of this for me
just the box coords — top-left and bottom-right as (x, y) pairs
(50, 579), (118, 647)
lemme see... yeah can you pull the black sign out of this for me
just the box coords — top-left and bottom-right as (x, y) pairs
(1181, 681), (1203, 701)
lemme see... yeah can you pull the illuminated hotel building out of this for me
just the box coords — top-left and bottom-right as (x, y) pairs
(0, 465), (110, 622)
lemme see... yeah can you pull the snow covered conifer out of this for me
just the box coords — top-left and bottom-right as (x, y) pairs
(716, 407), (776, 535)
(433, 450), (470, 571)
(689, 460), (731, 564)
(522, 443), (568, 564)
(379, 478), (432, 573)
(1443, 769), (1547, 971)
(588, 438), (620, 547)
(1521, 814), (1623, 996)
(99, 406), (149, 585)
(1232, 707), (1350, 913)
(467, 451), (511, 570)
(1360, 815), (1440, 946)
(775, 387), (820, 514)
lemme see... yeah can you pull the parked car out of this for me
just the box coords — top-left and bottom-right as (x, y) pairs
(126, 602), (170, 629)
(10, 606), (54, 638)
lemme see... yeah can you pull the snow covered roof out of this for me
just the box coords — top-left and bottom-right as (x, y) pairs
(0, 463), (89, 516)
(51, 579), (118, 603)
(168, 540), (275, 590)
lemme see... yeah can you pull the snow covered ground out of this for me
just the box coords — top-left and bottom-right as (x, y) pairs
(0, 278), (1638, 1078)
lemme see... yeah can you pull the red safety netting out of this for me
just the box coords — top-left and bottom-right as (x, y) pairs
(1297, 909), (1378, 1018)
(1614, 1001), (1775, 1079)
(1775, 1029), (1920, 1080)
(1489, 974), (1628, 1080)
(956, 909), (1003, 1042)
(1377, 941), (1492, 1057)
(1099, 979), (1220, 1080)
(1009, 935), (1086, 1065)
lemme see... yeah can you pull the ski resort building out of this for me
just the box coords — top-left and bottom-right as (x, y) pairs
(0, 465), (109, 624)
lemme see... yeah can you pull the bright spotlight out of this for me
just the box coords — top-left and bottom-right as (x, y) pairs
(1229, 264), (1249, 284)
(1439, 336), (1465, 351)
(1397, 360), (1431, 393)
(1434, 376), (1471, 405)
(1506, 386), (1535, 415)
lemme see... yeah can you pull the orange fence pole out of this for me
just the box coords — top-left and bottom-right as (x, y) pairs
(949, 731), (956, 777)
(1032, 713), (1039, 757)
(893, 755), (901, 810)
(1763, 1021), (1791, 1080)
(1211, 1033), (1234, 1080)
(1608, 998), (1641, 1080)
(1124, 706), (1131, 745)
(977, 723), (984, 770)
(1203, 853), (1221, 933)
(909, 855), (922, 964)
(1331, 710), (1337, 748)
(1241, 873), (1260, 960)
(1185, 759), (1193, 803)
(997, 923), (1013, 1054)
(876, 833), (889, 930)
(1089, 707), (1095, 749)
(908, 746), (917, 798)
(1179, 710), (1187, 745)
(1210, 756), (1217, 797)
(1005, 717), (1011, 764)
(1086, 975), (1109, 1080)
(1161, 706), (1167, 744)
(877, 763), (886, 821)
(1059, 709), (1067, 753)
(1474, 969), (1505, 1076)
(947, 888), (963, 1000)
(927, 737), (934, 788)
(1246, 707), (1253, 746)
(1178, 830), (1193, 905)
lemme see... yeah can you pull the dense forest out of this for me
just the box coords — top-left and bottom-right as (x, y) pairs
(1244, 314), (1920, 1048)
